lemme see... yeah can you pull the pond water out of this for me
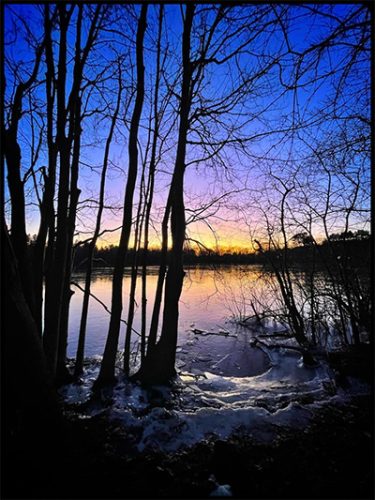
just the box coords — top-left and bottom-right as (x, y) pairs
(67, 265), (266, 359)
(62, 265), (369, 452)
(67, 264), (345, 363)
(68, 265), (276, 377)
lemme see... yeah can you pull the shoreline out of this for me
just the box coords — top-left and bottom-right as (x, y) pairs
(3, 344), (373, 499)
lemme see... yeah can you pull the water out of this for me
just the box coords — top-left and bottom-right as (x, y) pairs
(67, 264), (349, 360)
(61, 265), (370, 453)
(67, 265), (265, 358)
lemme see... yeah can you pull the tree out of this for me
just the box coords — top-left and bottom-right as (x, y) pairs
(3, 25), (44, 322)
(238, 4), (371, 351)
(253, 174), (311, 351)
(2, 219), (64, 497)
(132, 4), (287, 383)
(3, 4), (370, 391)
(74, 59), (124, 377)
(292, 232), (313, 247)
(95, 4), (148, 387)
(42, 4), (106, 381)
(139, 3), (165, 365)
(134, 3), (195, 384)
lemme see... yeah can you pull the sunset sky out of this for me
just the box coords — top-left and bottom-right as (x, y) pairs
(4, 4), (370, 253)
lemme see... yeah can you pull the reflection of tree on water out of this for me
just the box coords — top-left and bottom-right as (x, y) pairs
(218, 247), (370, 355)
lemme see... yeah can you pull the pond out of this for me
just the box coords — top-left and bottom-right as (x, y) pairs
(61, 265), (369, 452)
(68, 265), (274, 377)
(67, 265), (264, 358)
(67, 264), (348, 362)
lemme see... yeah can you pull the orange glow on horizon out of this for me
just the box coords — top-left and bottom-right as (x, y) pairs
(94, 231), (327, 254)
(94, 234), (256, 254)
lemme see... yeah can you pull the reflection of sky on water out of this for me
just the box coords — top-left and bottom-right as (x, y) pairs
(68, 266), (232, 357)
(61, 263), (371, 452)
(67, 265), (341, 358)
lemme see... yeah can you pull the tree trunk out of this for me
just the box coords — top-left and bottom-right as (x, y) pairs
(56, 102), (81, 384)
(55, 6), (84, 384)
(145, 197), (171, 355)
(2, 220), (61, 420)
(123, 247), (140, 375)
(43, 4), (70, 378)
(3, 41), (44, 321)
(56, 284), (75, 385)
(32, 157), (56, 335)
(123, 184), (144, 375)
(31, 7), (57, 335)
(56, 137), (80, 383)
(2, 219), (67, 498)
(43, 4), (101, 379)
(95, 4), (147, 388)
(37, 5), (58, 340)
(74, 68), (122, 377)
(3, 130), (35, 316)
(141, 4), (164, 359)
(136, 4), (195, 385)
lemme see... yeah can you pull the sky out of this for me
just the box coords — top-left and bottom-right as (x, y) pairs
(3, 3), (371, 252)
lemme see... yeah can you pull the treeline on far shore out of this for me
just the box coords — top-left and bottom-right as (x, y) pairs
(68, 231), (371, 270)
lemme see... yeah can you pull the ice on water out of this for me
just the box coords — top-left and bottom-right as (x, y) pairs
(60, 323), (370, 453)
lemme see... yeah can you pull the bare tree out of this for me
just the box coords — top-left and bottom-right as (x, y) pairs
(140, 4), (165, 364)
(134, 4), (286, 383)
(2, 219), (62, 464)
(42, 5), (107, 380)
(3, 28), (44, 321)
(74, 60), (124, 378)
(95, 4), (148, 387)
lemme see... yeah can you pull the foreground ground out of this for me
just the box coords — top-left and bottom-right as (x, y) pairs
(3, 398), (373, 498)
(3, 346), (374, 499)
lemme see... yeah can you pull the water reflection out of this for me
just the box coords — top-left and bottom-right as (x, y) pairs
(68, 266), (240, 357)
(67, 264), (354, 359)
(61, 265), (370, 453)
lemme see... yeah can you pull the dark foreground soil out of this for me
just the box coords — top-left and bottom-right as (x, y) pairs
(2, 345), (374, 499)
(2, 392), (373, 499)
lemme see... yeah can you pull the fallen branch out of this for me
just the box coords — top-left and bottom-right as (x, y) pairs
(192, 328), (237, 338)
(257, 331), (293, 339)
(251, 337), (318, 366)
(178, 371), (207, 380)
(71, 281), (140, 337)
(250, 337), (304, 352)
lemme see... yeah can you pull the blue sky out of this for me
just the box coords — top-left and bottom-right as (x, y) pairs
(3, 3), (371, 250)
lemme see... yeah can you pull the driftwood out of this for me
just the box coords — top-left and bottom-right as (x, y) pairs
(251, 337), (304, 352)
(191, 328), (237, 338)
(250, 337), (318, 366)
(257, 331), (293, 339)
(178, 371), (208, 380)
